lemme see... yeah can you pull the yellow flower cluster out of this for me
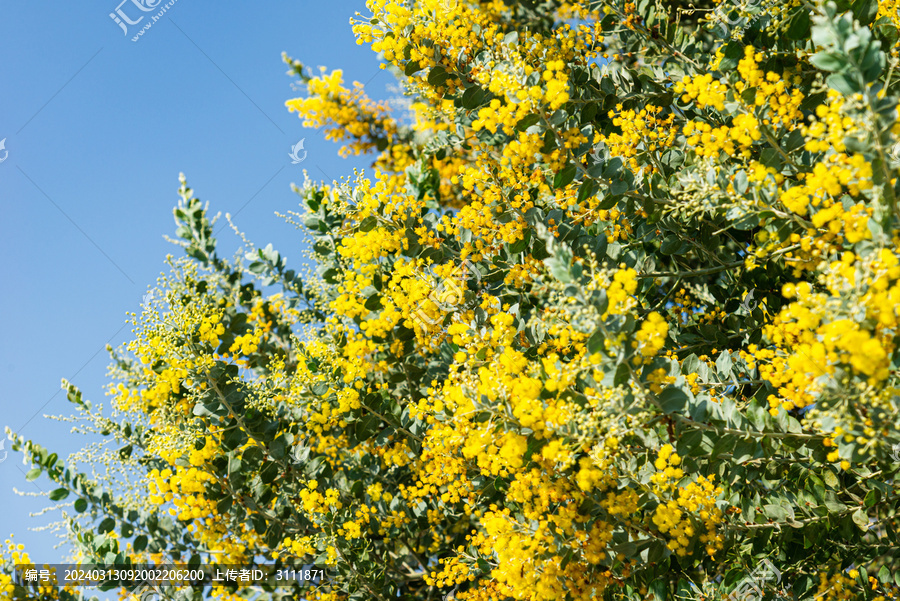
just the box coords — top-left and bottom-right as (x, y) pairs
(682, 120), (736, 158)
(461, 427), (528, 477)
(680, 46), (810, 165)
(602, 105), (677, 172)
(0, 572), (12, 598)
(754, 249), (900, 419)
(285, 68), (398, 157)
(779, 154), (873, 217)
(647, 367), (673, 394)
(814, 571), (860, 601)
(148, 465), (215, 521)
(281, 535), (315, 558)
(876, 0), (900, 28)
(633, 311), (668, 363)
(298, 480), (343, 515)
(652, 474), (723, 557)
(199, 313), (224, 346)
(675, 73), (727, 111)
(471, 505), (612, 601)
(542, 59), (571, 110)
(426, 554), (473, 588)
(1, 539), (61, 598)
(734, 46), (804, 127)
(189, 436), (217, 466)
(802, 91), (855, 153)
(650, 444), (683, 494)
(339, 519), (363, 540)
(229, 329), (261, 357)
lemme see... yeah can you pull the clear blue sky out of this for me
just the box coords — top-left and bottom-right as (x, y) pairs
(0, 0), (385, 571)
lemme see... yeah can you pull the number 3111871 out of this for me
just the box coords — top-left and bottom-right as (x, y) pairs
(275, 569), (323, 582)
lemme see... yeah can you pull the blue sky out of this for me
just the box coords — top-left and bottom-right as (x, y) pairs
(0, 0), (388, 573)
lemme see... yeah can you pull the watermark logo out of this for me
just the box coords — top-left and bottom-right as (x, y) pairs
(890, 442), (900, 462)
(110, 0), (179, 42)
(289, 139), (307, 164)
(439, 0), (459, 11)
(889, 142), (900, 167)
(443, 585), (459, 600)
(142, 290), (155, 306)
(409, 259), (482, 330)
(0, 138), (8, 163)
(741, 288), (758, 312)
(110, 0), (162, 34)
(708, 0), (765, 40)
(290, 444), (305, 464)
(727, 559), (781, 601)
(384, 83), (414, 123)
(0, 438), (7, 464)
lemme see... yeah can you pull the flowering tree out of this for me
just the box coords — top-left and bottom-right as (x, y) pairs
(4, 0), (900, 600)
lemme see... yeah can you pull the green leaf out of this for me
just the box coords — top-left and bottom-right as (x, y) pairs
(678, 429), (704, 455)
(462, 86), (485, 110)
(553, 163), (577, 189)
(133, 535), (148, 552)
(365, 294), (383, 311)
(827, 72), (860, 95)
(732, 437), (756, 463)
(508, 229), (531, 254)
(810, 51), (847, 72)
(98, 517), (116, 534)
(477, 558), (491, 575)
(786, 9), (811, 38)
(581, 101), (599, 124)
(269, 436), (287, 461)
(746, 401), (767, 430)
(851, 508), (870, 531)
(404, 60), (421, 76)
(355, 415), (382, 441)
(515, 114), (541, 131)
(217, 495), (233, 514)
(577, 179), (598, 204)
(658, 387), (688, 414)
(864, 488), (879, 507)
(74, 498), (88, 513)
(587, 329), (606, 355)
(545, 255), (573, 283)
(660, 149), (684, 169)
(715, 351), (733, 378)
(764, 504), (788, 520)
(851, 0), (879, 24)
(609, 179), (628, 195)
(49, 488), (70, 501)
(427, 66), (449, 87)
(711, 435), (736, 460)
(734, 170), (749, 195)
(591, 289), (609, 314)
(784, 128), (806, 152)
(614, 362), (630, 387)
(260, 461), (279, 484)
(659, 235), (682, 255)
(650, 577), (668, 601)
(26, 468), (42, 481)
(359, 216), (378, 232)
(717, 41), (743, 71)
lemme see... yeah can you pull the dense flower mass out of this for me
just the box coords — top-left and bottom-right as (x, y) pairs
(3, 0), (900, 600)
